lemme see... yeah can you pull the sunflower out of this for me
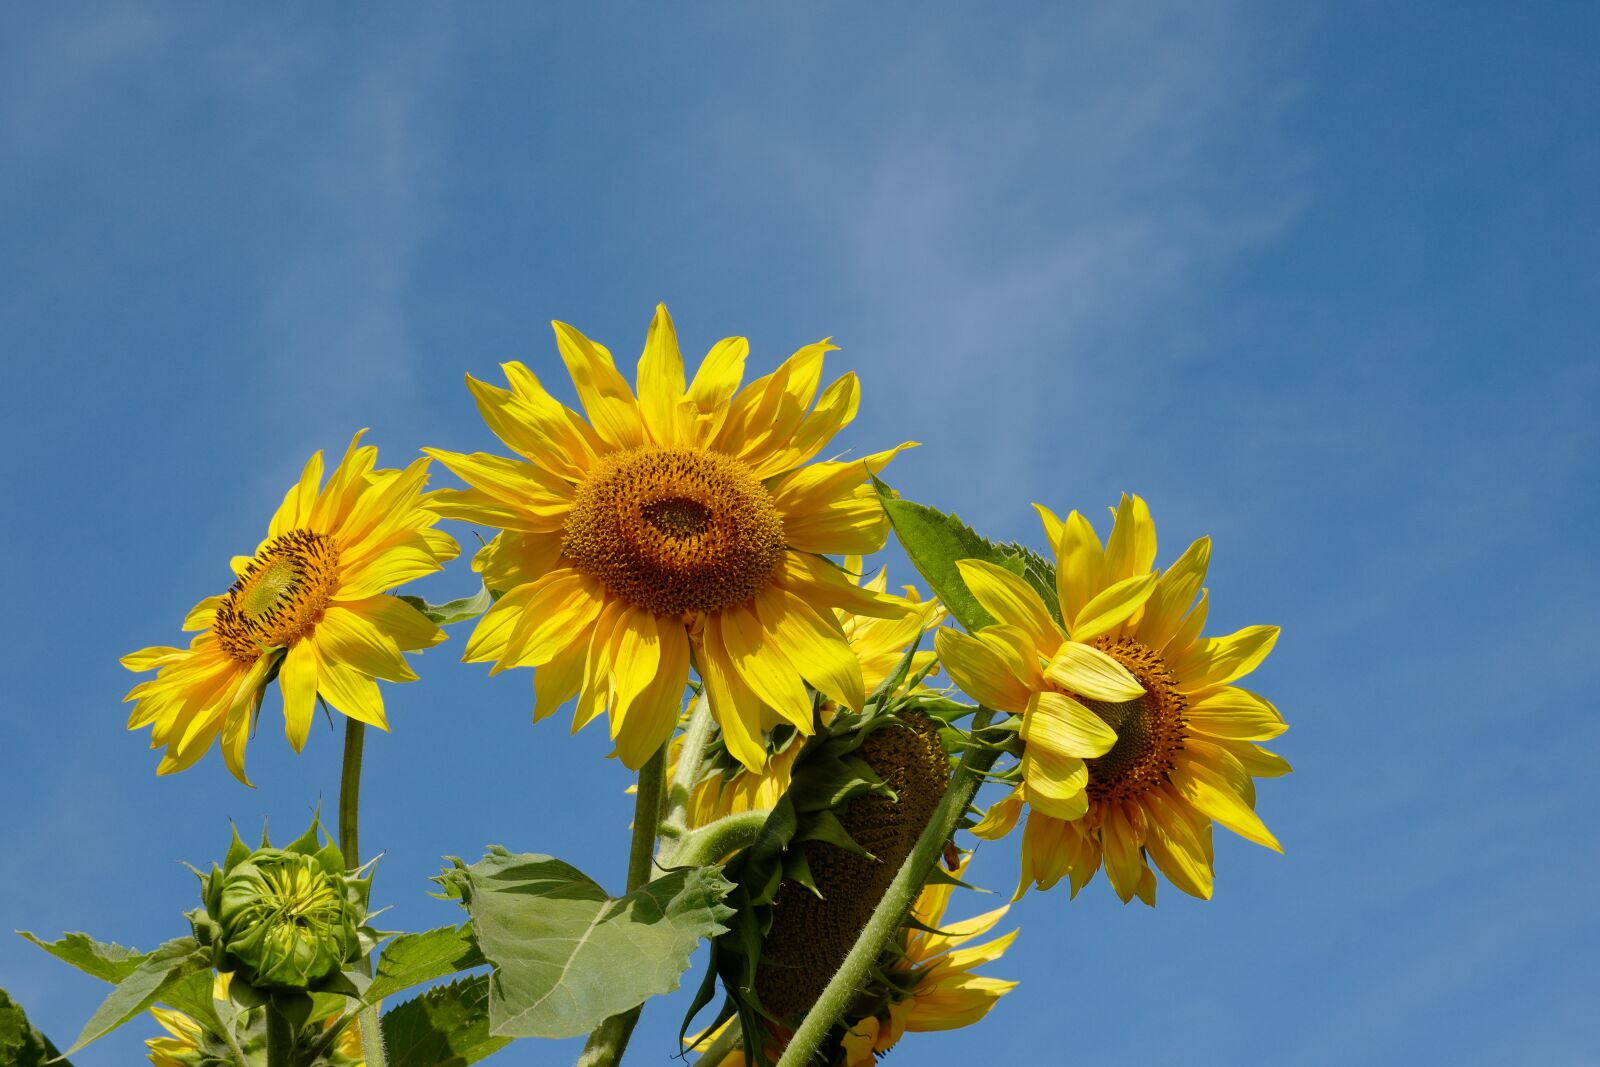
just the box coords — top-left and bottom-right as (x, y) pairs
(937, 495), (1289, 904)
(145, 972), (364, 1066)
(682, 560), (944, 828)
(695, 860), (1016, 1066)
(122, 433), (458, 784)
(426, 305), (911, 770)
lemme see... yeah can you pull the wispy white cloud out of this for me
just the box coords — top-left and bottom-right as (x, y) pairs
(817, 6), (1308, 499)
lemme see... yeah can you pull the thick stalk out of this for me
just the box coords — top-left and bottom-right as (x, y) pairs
(338, 719), (389, 1067)
(774, 710), (999, 1067)
(576, 742), (669, 1067)
(265, 1003), (294, 1067)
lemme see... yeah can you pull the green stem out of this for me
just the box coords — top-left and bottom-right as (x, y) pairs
(339, 719), (365, 871)
(774, 710), (999, 1067)
(265, 1002), (294, 1067)
(338, 718), (389, 1067)
(576, 741), (669, 1067)
(661, 690), (713, 839)
(667, 810), (769, 868)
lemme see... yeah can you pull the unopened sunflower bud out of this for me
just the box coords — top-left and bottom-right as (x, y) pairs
(217, 848), (359, 988)
(196, 819), (375, 994)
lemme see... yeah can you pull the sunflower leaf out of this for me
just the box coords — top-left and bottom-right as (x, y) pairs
(871, 478), (1023, 632)
(435, 849), (735, 1039)
(399, 584), (493, 626)
(64, 935), (212, 1054)
(381, 974), (511, 1067)
(367, 924), (486, 1002)
(0, 988), (71, 1067)
(17, 931), (147, 984)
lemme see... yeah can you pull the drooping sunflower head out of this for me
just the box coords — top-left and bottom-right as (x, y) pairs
(939, 495), (1289, 905)
(428, 305), (914, 771)
(693, 852), (1016, 1067)
(122, 432), (456, 784)
(679, 566), (946, 829)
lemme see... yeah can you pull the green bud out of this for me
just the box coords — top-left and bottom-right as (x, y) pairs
(196, 818), (376, 993)
(217, 848), (358, 988)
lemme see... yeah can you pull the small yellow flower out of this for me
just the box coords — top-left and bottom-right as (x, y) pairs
(427, 305), (912, 770)
(122, 433), (458, 784)
(144, 972), (364, 1065)
(939, 495), (1289, 903)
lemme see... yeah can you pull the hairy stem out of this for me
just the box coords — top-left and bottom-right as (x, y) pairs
(661, 690), (713, 839)
(576, 741), (669, 1067)
(667, 810), (769, 868)
(338, 718), (389, 1067)
(774, 709), (999, 1067)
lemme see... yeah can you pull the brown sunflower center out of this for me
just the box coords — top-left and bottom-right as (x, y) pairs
(214, 530), (341, 664)
(1080, 636), (1187, 803)
(562, 446), (786, 617)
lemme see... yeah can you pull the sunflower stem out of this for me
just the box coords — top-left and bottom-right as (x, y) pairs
(660, 690), (713, 840)
(338, 718), (390, 1067)
(773, 709), (999, 1067)
(265, 1002), (294, 1067)
(339, 719), (365, 870)
(577, 740), (669, 1067)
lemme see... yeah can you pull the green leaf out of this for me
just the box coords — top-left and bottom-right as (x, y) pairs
(65, 935), (211, 1054)
(437, 849), (734, 1039)
(871, 478), (1016, 633)
(18, 931), (147, 983)
(382, 975), (511, 1067)
(368, 924), (486, 1002)
(0, 988), (70, 1067)
(399, 584), (493, 626)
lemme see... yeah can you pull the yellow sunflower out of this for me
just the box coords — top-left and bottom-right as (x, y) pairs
(426, 305), (912, 770)
(683, 561), (944, 828)
(937, 495), (1288, 904)
(694, 861), (1016, 1066)
(146, 973), (363, 1065)
(122, 433), (458, 784)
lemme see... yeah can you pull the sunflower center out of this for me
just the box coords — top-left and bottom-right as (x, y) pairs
(563, 446), (786, 617)
(214, 530), (341, 664)
(1080, 637), (1187, 803)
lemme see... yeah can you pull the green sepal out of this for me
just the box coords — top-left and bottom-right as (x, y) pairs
(398, 583), (492, 625)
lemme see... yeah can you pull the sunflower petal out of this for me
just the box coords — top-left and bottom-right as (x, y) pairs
(1042, 641), (1144, 701)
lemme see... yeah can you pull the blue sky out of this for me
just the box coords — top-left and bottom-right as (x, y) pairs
(3, 4), (1596, 1064)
